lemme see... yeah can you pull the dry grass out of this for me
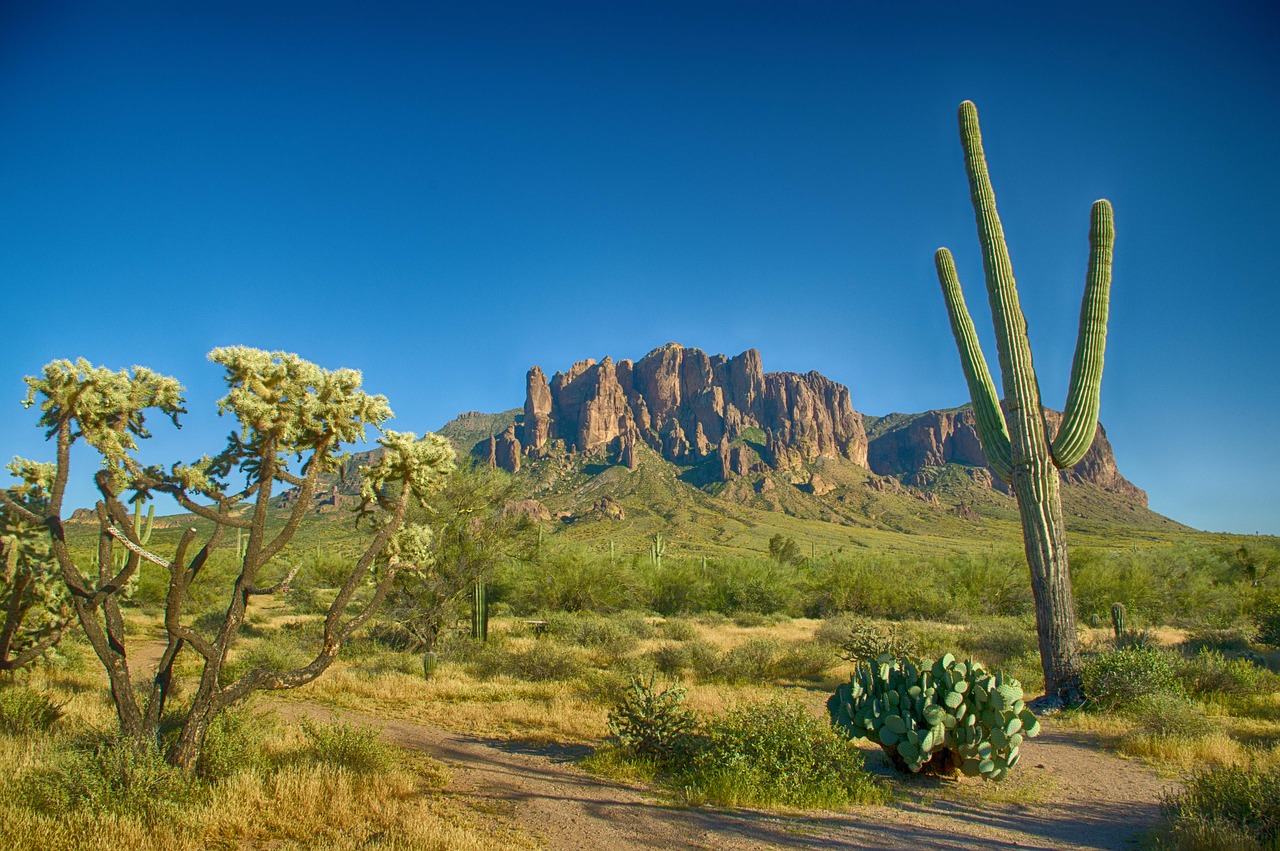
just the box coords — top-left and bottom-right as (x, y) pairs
(0, 646), (536, 851)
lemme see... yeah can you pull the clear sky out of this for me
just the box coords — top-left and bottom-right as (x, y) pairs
(2, 1), (1277, 535)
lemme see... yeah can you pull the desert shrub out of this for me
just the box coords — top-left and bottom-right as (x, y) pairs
(650, 642), (694, 676)
(658, 617), (699, 641)
(1256, 602), (1280, 648)
(194, 706), (273, 782)
(28, 736), (200, 816)
(732, 611), (771, 628)
(1182, 627), (1257, 656)
(0, 685), (64, 735)
(299, 719), (396, 775)
(957, 617), (1038, 667)
(1124, 693), (1214, 739)
(1080, 647), (1182, 712)
(1115, 628), (1161, 651)
(717, 638), (780, 683)
(219, 638), (313, 686)
(681, 700), (886, 808)
(816, 614), (888, 662)
(1180, 649), (1276, 698)
(1162, 764), (1280, 849)
(607, 677), (699, 764)
(683, 639), (725, 680)
(544, 611), (651, 654)
(504, 641), (587, 682)
(771, 641), (836, 681)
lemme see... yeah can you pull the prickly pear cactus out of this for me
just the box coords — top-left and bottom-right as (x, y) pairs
(828, 652), (1041, 781)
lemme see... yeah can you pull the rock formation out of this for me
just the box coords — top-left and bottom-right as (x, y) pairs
(866, 407), (1146, 505)
(508, 343), (868, 477)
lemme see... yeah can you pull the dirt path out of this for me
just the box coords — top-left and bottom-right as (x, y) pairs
(275, 700), (1177, 851)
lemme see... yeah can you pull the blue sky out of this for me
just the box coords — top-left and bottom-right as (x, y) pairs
(2, 1), (1277, 535)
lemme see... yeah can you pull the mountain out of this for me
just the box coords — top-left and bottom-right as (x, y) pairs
(299, 343), (1183, 558)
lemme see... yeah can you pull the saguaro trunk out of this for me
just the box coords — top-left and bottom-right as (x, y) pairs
(933, 101), (1114, 698)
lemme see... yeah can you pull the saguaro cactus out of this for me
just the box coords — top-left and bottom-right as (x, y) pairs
(934, 101), (1115, 698)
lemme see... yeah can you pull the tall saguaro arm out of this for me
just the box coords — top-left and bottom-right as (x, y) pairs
(1050, 199), (1114, 468)
(934, 247), (1014, 482)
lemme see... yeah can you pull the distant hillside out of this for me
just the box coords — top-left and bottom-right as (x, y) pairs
(283, 343), (1188, 560)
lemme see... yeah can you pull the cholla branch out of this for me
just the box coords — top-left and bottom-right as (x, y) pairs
(105, 521), (174, 569)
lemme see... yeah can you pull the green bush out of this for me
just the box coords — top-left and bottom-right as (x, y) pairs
(681, 700), (886, 809)
(28, 736), (200, 816)
(606, 677), (698, 765)
(1124, 693), (1213, 739)
(1256, 602), (1280, 648)
(504, 641), (587, 682)
(299, 719), (396, 774)
(815, 615), (893, 663)
(196, 707), (272, 782)
(956, 618), (1038, 667)
(0, 685), (64, 735)
(717, 638), (780, 683)
(771, 641), (836, 681)
(1179, 649), (1276, 698)
(1162, 764), (1280, 849)
(1080, 648), (1182, 712)
(650, 642), (695, 676)
(658, 617), (699, 641)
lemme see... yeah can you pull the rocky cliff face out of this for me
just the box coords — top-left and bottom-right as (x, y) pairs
(513, 343), (869, 475)
(866, 407), (1147, 506)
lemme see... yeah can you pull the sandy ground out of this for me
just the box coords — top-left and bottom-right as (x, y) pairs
(276, 700), (1178, 851)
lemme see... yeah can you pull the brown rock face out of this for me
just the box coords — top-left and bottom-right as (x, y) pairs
(516, 343), (868, 476)
(866, 408), (1146, 505)
(494, 425), (521, 474)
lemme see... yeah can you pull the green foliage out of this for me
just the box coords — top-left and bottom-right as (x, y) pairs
(0, 684), (65, 735)
(606, 676), (698, 764)
(28, 736), (200, 817)
(0, 459), (68, 671)
(299, 719), (396, 775)
(195, 706), (271, 782)
(502, 641), (588, 682)
(829, 652), (1041, 781)
(1178, 649), (1277, 699)
(657, 617), (698, 641)
(1257, 599), (1280, 648)
(1079, 647), (1182, 712)
(1161, 765), (1280, 850)
(767, 534), (802, 566)
(816, 614), (917, 664)
(683, 699), (886, 809)
(1124, 693), (1213, 739)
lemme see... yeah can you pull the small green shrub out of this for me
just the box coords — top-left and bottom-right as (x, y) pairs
(815, 615), (893, 663)
(650, 642), (694, 676)
(956, 618), (1038, 667)
(607, 677), (698, 764)
(29, 736), (200, 816)
(1182, 627), (1257, 656)
(682, 699), (886, 809)
(1115, 628), (1161, 651)
(219, 639), (312, 686)
(504, 641), (587, 682)
(196, 707), (272, 782)
(1124, 693), (1213, 739)
(771, 641), (836, 681)
(731, 611), (770, 628)
(658, 617), (699, 641)
(299, 719), (396, 774)
(1162, 764), (1280, 849)
(0, 685), (65, 735)
(1180, 649), (1275, 698)
(1080, 647), (1182, 712)
(717, 638), (780, 683)
(1255, 602), (1280, 648)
